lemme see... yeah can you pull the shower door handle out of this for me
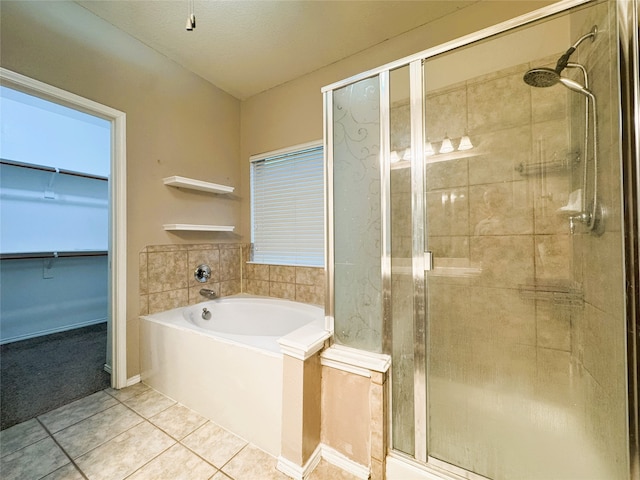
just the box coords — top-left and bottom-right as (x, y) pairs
(424, 251), (433, 271)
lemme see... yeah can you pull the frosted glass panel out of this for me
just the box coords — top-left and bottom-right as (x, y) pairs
(333, 76), (382, 352)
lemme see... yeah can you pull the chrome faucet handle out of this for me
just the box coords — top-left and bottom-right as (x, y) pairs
(569, 211), (592, 235)
(194, 264), (211, 283)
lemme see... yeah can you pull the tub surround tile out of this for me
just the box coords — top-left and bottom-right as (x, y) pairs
(188, 248), (221, 286)
(220, 279), (241, 297)
(0, 418), (49, 458)
(126, 443), (217, 480)
(0, 436), (69, 480)
(220, 247), (241, 281)
(295, 284), (324, 306)
(270, 265), (296, 283)
(122, 389), (176, 419)
(149, 404), (208, 440)
(245, 279), (270, 297)
(295, 267), (324, 287)
(147, 251), (189, 293)
(245, 262), (270, 281)
(148, 288), (189, 314)
(189, 283), (220, 305)
(270, 281), (296, 300)
(182, 422), (247, 468)
(38, 391), (119, 434)
(221, 444), (288, 480)
(139, 252), (148, 295)
(74, 421), (175, 480)
(53, 403), (144, 459)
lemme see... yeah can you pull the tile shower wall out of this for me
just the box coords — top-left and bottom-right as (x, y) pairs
(139, 243), (324, 316)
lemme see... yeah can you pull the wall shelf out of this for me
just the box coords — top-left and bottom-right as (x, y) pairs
(163, 224), (235, 232)
(163, 176), (234, 194)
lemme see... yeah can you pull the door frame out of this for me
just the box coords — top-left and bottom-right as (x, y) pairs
(0, 67), (127, 389)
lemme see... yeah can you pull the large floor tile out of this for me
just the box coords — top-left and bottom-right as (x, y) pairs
(53, 403), (144, 458)
(0, 418), (48, 458)
(308, 459), (362, 480)
(221, 444), (288, 480)
(126, 443), (217, 480)
(122, 388), (176, 418)
(38, 391), (118, 433)
(182, 422), (247, 468)
(42, 462), (85, 480)
(0, 436), (69, 480)
(104, 383), (150, 402)
(148, 403), (208, 440)
(74, 421), (175, 480)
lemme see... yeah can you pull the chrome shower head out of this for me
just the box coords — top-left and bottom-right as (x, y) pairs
(523, 67), (560, 88)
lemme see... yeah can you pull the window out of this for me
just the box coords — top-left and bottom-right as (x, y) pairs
(250, 141), (324, 267)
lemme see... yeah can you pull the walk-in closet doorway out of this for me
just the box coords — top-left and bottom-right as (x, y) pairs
(0, 68), (127, 429)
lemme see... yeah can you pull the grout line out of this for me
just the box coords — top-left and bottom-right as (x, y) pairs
(36, 417), (89, 480)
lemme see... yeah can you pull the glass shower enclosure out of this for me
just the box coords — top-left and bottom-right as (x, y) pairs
(324, 0), (638, 479)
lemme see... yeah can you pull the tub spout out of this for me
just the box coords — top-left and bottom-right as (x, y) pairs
(199, 288), (218, 299)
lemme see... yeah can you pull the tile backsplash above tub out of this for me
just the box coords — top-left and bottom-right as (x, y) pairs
(139, 243), (324, 315)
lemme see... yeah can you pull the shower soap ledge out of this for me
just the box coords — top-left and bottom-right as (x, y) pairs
(163, 224), (235, 232)
(163, 176), (234, 194)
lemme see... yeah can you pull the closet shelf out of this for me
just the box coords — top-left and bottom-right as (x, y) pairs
(163, 224), (235, 232)
(163, 176), (234, 194)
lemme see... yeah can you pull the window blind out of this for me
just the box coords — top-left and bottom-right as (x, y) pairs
(250, 143), (324, 267)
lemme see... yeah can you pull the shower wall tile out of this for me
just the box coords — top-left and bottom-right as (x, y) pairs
(426, 187), (469, 237)
(467, 126), (530, 185)
(467, 70), (531, 134)
(536, 303), (571, 352)
(468, 181), (533, 236)
(424, 86), (466, 141)
(425, 157), (468, 190)
(534, 234), (571, 280)
(469, 235), (534, 288)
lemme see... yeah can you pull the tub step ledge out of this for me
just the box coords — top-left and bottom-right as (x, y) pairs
(278, 322), (331, 361)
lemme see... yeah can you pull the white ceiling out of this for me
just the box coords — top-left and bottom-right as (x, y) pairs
(75, 1), (476, 100)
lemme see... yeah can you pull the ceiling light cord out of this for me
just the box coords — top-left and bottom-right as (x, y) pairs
(186, 0), (196, 31)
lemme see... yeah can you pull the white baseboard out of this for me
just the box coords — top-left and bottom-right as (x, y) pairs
(320, 444), (370, 479)
(126, 375), (141, 387)
(104, 363), (112, 374)
(277, 444), (322, 480)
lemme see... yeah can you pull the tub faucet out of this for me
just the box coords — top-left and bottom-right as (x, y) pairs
(199, 288), (218, 299)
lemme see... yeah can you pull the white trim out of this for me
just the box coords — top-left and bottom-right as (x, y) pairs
(320, 344), (391, 377)
(278, 323), (331, 361)
(126, 374), (141, 387)
(103, 364), (112, 374)
(321, 0), (590, 93)
(321, 444), (370, 480)
(250, 139), (322, 163)
(0, 318), (107, 345)
(0, 67), (127, 389)
(277, 445), (322, 480)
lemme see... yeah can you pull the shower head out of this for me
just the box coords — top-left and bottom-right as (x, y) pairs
(523, 67), (560, 88)
(523, 25), (598, 87)
(559, 77), (594, 99)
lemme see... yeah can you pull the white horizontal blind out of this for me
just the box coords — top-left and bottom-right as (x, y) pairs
(251, 143), (324, 266)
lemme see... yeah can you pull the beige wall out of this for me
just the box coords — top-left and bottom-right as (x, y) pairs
(1, 0), (557, 379)
(239, 0), (559, 238)
(0, 1), (241, 377)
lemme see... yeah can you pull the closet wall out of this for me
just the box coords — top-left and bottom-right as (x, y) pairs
(0, 86), (110, 344)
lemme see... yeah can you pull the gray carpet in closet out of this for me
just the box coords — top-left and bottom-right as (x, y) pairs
(0, 322), (111, 430)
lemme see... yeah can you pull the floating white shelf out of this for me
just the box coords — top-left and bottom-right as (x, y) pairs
(163, 224), (235, 232)
(163, 176), (234, 194)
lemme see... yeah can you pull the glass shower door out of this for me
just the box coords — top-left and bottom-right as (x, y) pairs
(422, 3), (629, 479)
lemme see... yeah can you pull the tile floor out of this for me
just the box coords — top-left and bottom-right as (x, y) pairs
(0, 383), (359, 480)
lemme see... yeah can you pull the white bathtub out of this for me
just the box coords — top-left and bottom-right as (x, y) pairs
(140, 294), (324, 456)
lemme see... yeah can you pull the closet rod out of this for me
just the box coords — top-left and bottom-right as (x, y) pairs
(0, 158), (108, 181)
(0, 251), (108, 260)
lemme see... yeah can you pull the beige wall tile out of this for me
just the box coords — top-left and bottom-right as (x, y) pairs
(245, 263), (270, 281)
(270, 281), (296, 301)
(270, 265), (296, 283)
(245, 279), (270, 297)
(295, 267), (324, 287)
(147, 251), (188, 293)
(139, 295), (149, 316)
(220, 279), (241, 297)
(295, 285), (324, 306)
(188, 247), (220, 286)
(148, 289), (188, 314)
(139, 252), (148, 295)
(220, 247), (240, 281)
